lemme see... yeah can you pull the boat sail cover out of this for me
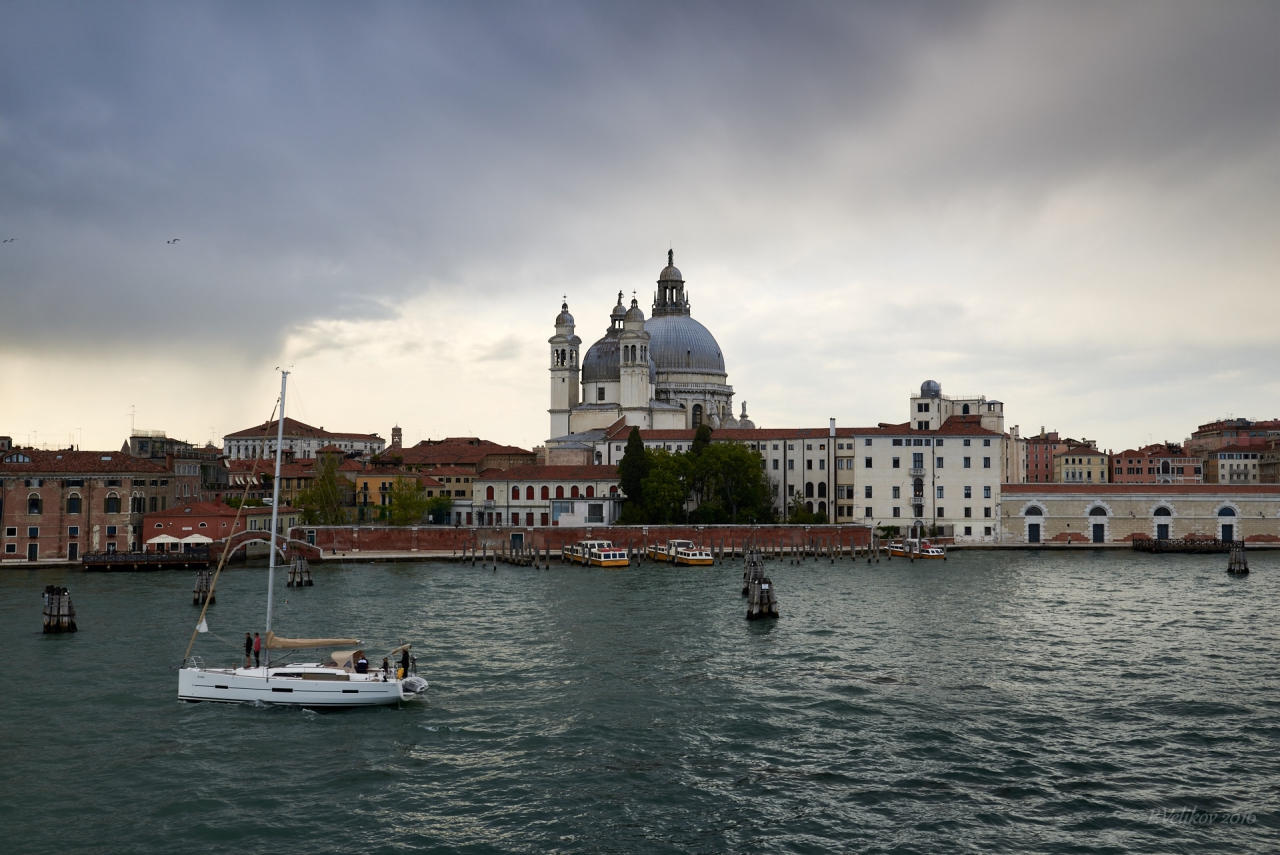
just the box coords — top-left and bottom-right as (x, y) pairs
(264, 631), (361, 649)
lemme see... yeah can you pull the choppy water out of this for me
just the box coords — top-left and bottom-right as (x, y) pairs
(1, 550), (1277, 854)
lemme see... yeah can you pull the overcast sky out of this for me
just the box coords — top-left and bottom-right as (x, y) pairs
(1, 1), (1276, 454)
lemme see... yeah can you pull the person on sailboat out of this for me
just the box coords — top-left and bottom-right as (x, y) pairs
(399, 648), (410, 680)
(244, 633), (253, 669)
(355, 654), (369, 674)
(253, 632), (262, 667)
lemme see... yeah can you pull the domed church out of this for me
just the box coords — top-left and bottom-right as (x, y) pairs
(548, 251), (749, 439)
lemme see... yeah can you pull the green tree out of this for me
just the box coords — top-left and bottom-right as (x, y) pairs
(787, 492), (823, 525)
(642, 450), (690, 523)
(690, 424), (712, 456)
(695, 442), (774, 523)
(617, 427), (649, 514)
(425, 494), (455, 524)
(387, 476), (430, 526)
(295, 455), (348, 525)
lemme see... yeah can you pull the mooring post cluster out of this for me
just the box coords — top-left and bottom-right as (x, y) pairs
(42, 585), (77, 634)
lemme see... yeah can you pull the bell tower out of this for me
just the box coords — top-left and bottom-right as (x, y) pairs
(548, 300), (581, 438)
(618, 295), (653, 426)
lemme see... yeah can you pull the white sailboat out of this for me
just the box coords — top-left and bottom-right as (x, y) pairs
(178, 371), (427, 708)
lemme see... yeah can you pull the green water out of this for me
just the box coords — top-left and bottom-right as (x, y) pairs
(2, 551), (1277, 853)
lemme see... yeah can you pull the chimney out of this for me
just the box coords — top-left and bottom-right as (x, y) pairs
(829, 418), (836, 437)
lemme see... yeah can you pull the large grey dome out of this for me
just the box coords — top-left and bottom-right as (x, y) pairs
(645, 314), (725, 375)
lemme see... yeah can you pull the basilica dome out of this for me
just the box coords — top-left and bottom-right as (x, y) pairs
(645, 314), (725, 375)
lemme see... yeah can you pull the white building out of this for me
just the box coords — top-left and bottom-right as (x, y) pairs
(223, 418), (385, 461)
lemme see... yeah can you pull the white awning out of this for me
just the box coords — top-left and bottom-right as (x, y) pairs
(146, 534), (181, 544)
(180, 534), (214, 544)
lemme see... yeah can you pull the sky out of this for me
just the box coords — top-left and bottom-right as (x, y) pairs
(1, 1), (1277, 455)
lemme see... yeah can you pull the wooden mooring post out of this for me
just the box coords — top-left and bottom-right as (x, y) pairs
(744, 549), (779, 620)
(42, 585), (77, 634)
(192, 568), (216, 605)
(1227, 541), (1249, 574)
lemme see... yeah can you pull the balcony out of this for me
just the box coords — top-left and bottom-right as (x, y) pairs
(909, 468), (926, 477)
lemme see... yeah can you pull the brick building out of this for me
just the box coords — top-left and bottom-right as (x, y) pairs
(1, 449), (199, 561)
(393, 437), (536, 473)
(1109, 443), (1202, 484)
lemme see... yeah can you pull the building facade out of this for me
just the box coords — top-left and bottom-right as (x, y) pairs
(223, 417), (385, 461)
(1109, 444), (1202, 484)
(1053, 447), (1109, 484)
(1001, 484), (1280, 544)
(2, 449), (199, 560)
(472, 465), (621, 527)
(1202, 446), (1265, 484)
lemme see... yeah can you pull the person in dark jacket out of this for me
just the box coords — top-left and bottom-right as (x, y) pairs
(399, 648), (411, 679)
(355, 655), (369, 674)
(244, 633), (253, 669)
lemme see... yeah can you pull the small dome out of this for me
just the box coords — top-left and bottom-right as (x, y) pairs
(920, 379), (942, 398)
(658, 249), (683, 283)
(625, 297), (645, 323)
(610, 292), (627, 321)
(555, 301), (574, 326)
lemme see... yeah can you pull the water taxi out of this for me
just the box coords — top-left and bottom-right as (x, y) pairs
(564, 540), (630, 567)
(885, 538), (947, 560)
(647, 539), (714, 566)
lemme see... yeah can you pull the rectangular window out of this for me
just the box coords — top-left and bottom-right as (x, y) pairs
(806, 444), (812, 450)
(936, 507), (944, 517)
(964, 526), (972, 536)
(917, 421), (929, 430)
(936, 486), (944, 499)
(836, 459), (844, 469)
(772, 459), (779, 470)
(837, 486), (846, 499)
(787, 444), (794, 451)
(865, 507), (873, 518)
(864, 486), (873, 499)
(806, 460), (812, 470)
(597, 387), (605, 401)
(912, 453), (924, 468)
(773, 444), (779, 450)
(984, 526), (992, 536)
(983, 457), (991, 469)
(69, 526), (79, 536)
(983, 486), (991, 499)
(983, 439), (991, 447)
(964, 507), (972, 518)
(984, 507), (992, 518)
(892, 486), (900, 499)
(964, 439), (971, 446)
(106, 525), (117, 536)
(865, 457), (872, 468)
(892, 507), (901, 517)
(4, 544), (13, 553)
(892, 457), (900, 468)
(936, 457), (944, 468)
(892, 439), (903, 446)
(864, 438), (872, 446)
(787, 460), (794, 470)
(935, 439), (943, 447)
(964, 486), (972, 499)
(818, 459), (825, 470)
(963, 457), (971, 468)
(27, 526), (39, 538)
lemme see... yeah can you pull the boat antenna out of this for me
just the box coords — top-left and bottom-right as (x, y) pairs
(264, 369), (289, 668)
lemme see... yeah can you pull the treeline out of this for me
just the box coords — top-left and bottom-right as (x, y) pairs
(616, 426), (777, 524)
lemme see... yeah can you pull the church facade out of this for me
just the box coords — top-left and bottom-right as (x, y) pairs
(548, 252), (752, 442)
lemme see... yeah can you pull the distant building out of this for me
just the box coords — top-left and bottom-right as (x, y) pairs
(394, 437), (535, 473)
(350, 468), (444, 522)
(1202, 445), (1265, 484)
(1260, 445), (1280, 484)
(1109, 444), (1202, 484)
(1, 448), (199, 560)
(1053, 447), (1109, 484)
(125, 430), (227, 497)
(223, 418), (384, 460)
(1002, 484), (1280, 544)
(1187, 418), (1280, 456)
(473, 465), (621, 528)
(141, 501), (301, 553)
(1026, 429), (1063, 483)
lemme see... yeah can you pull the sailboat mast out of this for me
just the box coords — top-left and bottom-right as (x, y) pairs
(264, 370), (289, 666)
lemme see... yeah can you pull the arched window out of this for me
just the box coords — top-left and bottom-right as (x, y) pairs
(526, 486), (535, 500)
(609, 485), (617, 494)
(541, 486), (550, 500)
(817, 482), (827, 498)
(154, 523), (163, 529)
(571, 486), (580, 498)
(692, 404), (703, 428)
(556, 486), (564, 499)
(1088, 506), (1107, 516)
(805, 501), (814, 513)
(1153, 507), (1172, 516)
(486, 486), (495, 501)
(818, 501), (826, 516)
(1218, 507), (1236, 517)
(1161, 461), (1170, 475)
(586, 485), (595, 497)
(66, 493), (81, 514)
(105, 493), (120, 514)
(512, 486), (520, 500)
(804, 482), (814, 498)
(595, 451), (603, 465)
(913, 478), (924, 497)
(27, 493), (41, 515)
(962, 404), (970, 415)
(1024, 506), (1043, 516)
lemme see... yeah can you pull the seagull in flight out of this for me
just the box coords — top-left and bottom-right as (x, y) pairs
(167, 238), (180, 244)
(2, 238), (14, 243)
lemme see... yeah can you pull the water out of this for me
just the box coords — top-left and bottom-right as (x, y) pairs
(2, 550), (1277, 854)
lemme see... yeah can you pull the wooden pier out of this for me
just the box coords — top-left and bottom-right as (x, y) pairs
(192, 569), (216, 606)
(1131, 538), (1231, 555)
(84, 547), (212, 571)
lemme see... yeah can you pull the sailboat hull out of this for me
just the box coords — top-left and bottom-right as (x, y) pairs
(178, 666), (424, 707)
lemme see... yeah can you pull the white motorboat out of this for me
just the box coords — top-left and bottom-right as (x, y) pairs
(178, 371), (427, 708)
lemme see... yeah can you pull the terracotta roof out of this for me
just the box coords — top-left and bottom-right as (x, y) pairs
(475, 464), (619, 481)
(397, 438), (535, 466)
(0, 450), (172, 475)
(421, 465), (477, 477)
(224, 417), (381, 442)
(1054, 448), (1106, 458)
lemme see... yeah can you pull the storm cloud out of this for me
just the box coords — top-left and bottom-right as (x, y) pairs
(1, 1), (1276, 451)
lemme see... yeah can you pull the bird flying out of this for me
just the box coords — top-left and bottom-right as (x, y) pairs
(167, 238), (180, 244)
